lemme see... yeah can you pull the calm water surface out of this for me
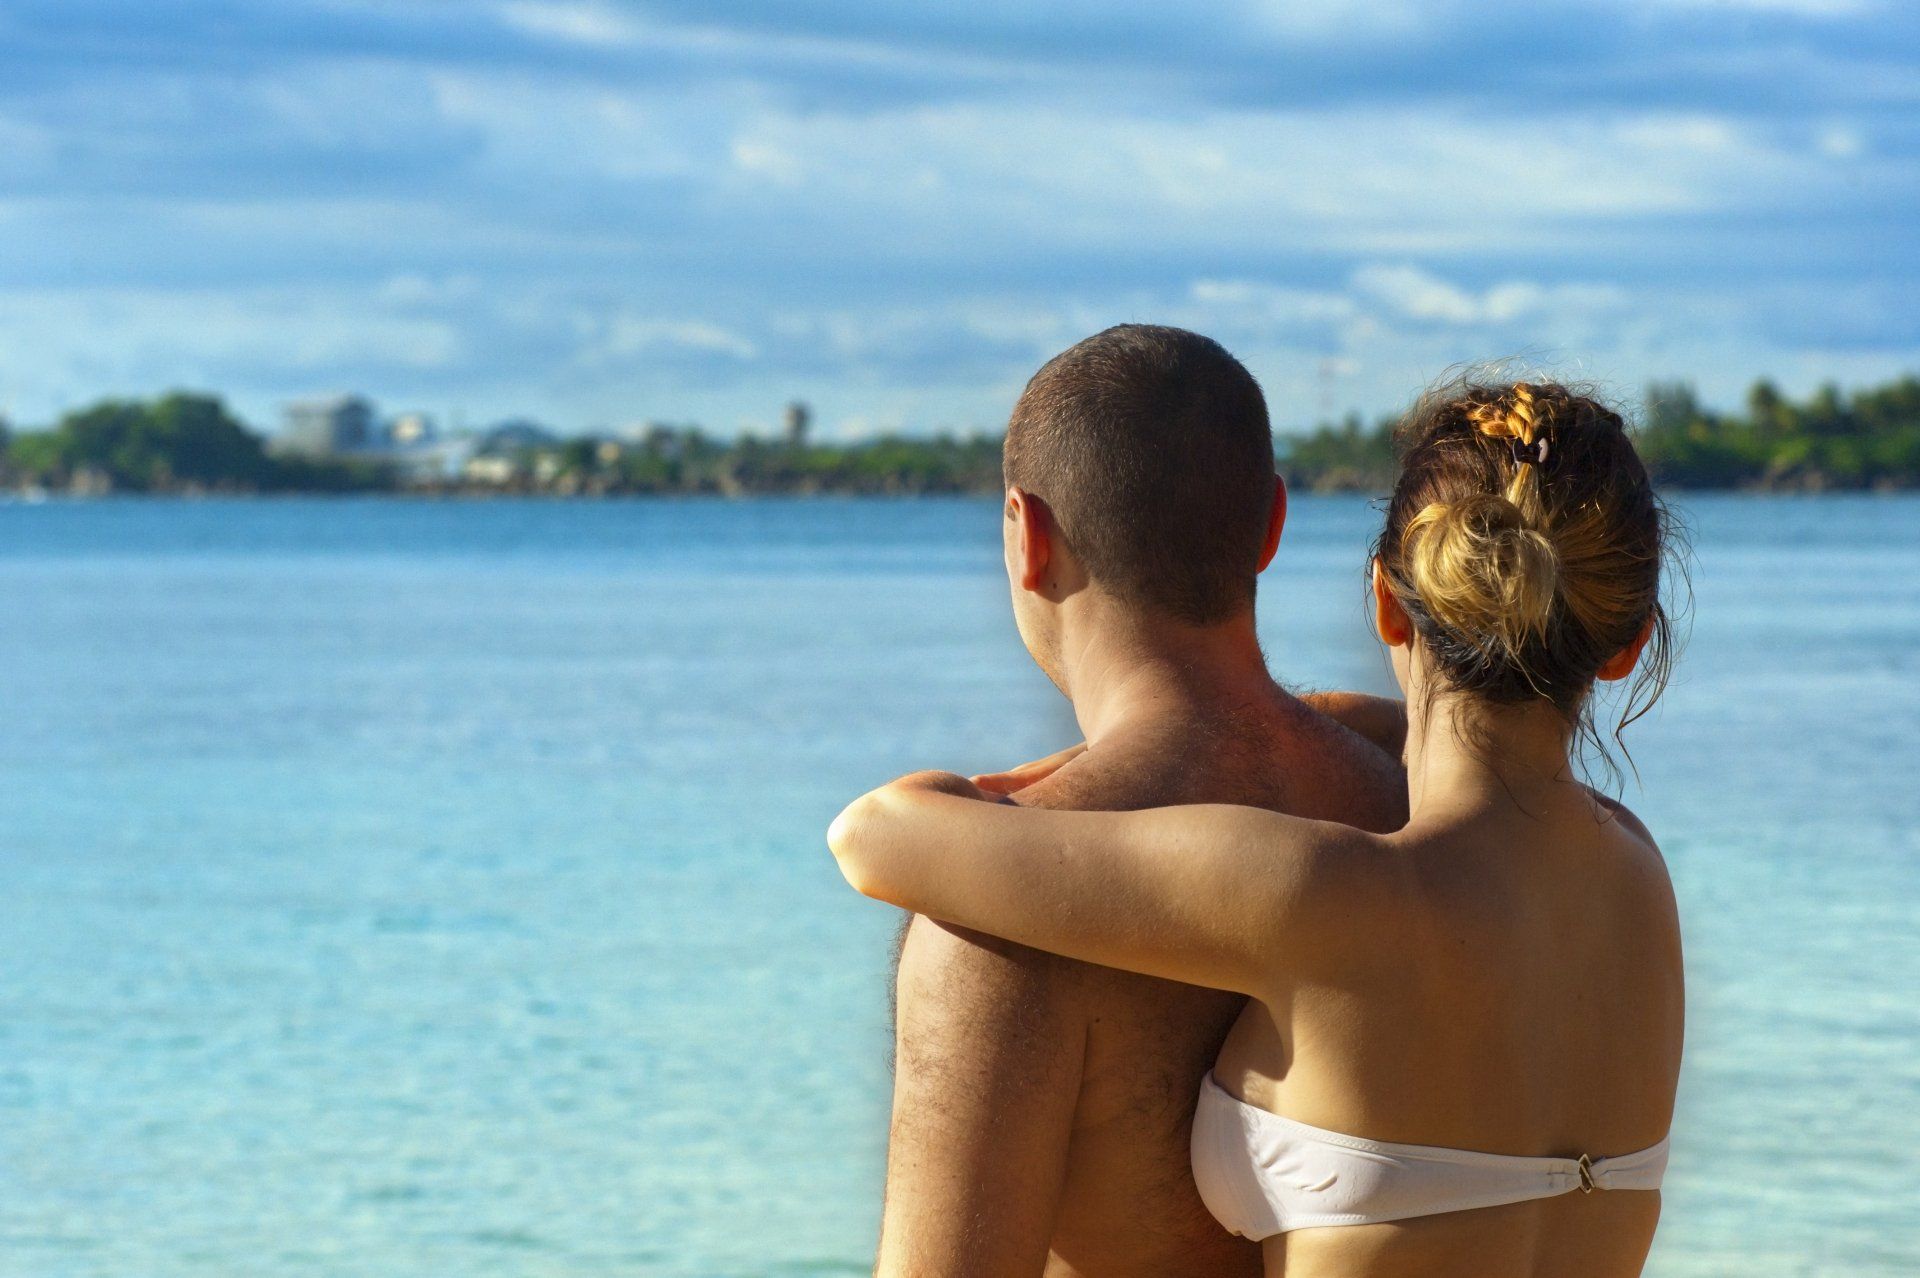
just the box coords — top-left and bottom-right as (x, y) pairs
(1, 496), (1915, 1276)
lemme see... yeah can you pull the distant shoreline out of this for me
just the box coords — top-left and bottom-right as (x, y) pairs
(8, 480), (1920, 502)
(7, 372), (1919, 498)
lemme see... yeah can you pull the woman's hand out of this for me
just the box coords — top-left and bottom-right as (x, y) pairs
(970, 743), (1088, 795)
(886, 769), (996, 802)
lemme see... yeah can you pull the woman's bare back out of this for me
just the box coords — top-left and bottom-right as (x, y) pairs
(1213, 790), (1684, 1278)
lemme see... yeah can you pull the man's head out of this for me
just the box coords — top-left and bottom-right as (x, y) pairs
(1001, 324), (1283, 680)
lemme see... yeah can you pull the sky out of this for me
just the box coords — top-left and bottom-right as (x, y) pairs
(0, 0), (1915, 439)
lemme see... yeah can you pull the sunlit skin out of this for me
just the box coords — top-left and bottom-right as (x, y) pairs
(875, 478), (1408, 1278)
(831, 565), (1682, 1278)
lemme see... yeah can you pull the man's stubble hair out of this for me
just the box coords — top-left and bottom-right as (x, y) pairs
(1003, 324), (1277, 626)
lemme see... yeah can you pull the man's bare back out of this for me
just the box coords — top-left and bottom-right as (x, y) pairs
(881, 688), (1407, 1277)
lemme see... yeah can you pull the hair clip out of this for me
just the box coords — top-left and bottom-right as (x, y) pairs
(1510, 435), (1551, 468)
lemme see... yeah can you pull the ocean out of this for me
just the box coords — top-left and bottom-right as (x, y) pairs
(1, 495), (1915, 1277)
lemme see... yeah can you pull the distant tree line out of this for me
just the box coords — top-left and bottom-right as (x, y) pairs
(0, 393), (389, 495)
(532, 429), (1003, 497)
(0, 393), (1003, 497)
(6, 375), (1920, 498)
(1635, 376), (1920, 490)
(1278, 374), (1920, 494)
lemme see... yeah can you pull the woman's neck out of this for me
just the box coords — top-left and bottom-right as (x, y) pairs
(1403, 688), (1579, 823)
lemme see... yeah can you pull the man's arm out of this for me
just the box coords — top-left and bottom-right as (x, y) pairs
(1300, 691), (1408, 761)
(876, 915), (1087, 1277)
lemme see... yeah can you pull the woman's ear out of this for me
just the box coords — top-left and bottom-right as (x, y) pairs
(1372, 559), (1412, 647)
(1256, 475), (1288, 573)
(1596, 613), (1657, 682)
(1006, 486), (1053, 593)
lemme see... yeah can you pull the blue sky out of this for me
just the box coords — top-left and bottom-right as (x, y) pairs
(0, 0), (1915, 438)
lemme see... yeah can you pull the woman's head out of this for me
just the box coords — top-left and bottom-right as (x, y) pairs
(1373, 376), (1677, 758)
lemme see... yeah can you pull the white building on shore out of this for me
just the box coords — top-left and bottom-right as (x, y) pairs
(279, 395), (377, 455)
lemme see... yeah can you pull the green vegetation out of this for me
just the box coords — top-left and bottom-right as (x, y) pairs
(537, 430), (1003, 496)
(1279, 374), (1920, 494)
(6, 374), (1920, 497)
(0, 392), (389, 494)
(1634, 376), (1920, 490)
(1278, 413), (1399, 494)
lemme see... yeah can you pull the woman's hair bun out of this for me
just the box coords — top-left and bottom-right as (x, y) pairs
(1400, 492), (1560, 667)
(1373, 374), (1678, 771)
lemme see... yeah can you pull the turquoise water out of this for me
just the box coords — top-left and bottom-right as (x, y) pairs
(1, 495), (1915, 1277)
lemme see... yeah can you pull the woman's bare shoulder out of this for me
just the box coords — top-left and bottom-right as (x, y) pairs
(1580, 790), (1681, 955)
(1585, 786), (1660, 853)
(1583, 789), (1675, 908)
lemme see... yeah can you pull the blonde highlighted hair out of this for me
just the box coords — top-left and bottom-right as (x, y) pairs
(1375, 375), (1680, 769)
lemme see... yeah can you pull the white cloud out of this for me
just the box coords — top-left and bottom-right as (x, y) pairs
(579, 317), (761, 366)
(712, 103), (1826, 259)
(495, 1), (643, 48)
(1818, 124), (1867, 158)
(380, 273), (484, 306)
(1240, 0), (1430, 40)
(1351, 265), (1629, 326)
(1643, 0), (1876, 16)
(1188, 280), (1358, 325)
(0, 286), (465, 424)
(730, 139), (805, 186)
(428, 71), (707, 184)
(492, 0), (1026, 81)
(0, 113), (55, 165)
(0, 2), (1911, 433)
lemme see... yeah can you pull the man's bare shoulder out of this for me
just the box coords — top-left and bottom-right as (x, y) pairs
(1019, 696), (1408, 831)
(1263, 696), (1410, 833)
(1010, 737), (1211, 813)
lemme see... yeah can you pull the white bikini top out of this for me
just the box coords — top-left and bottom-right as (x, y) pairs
(1191, 1075), (1669, 1239)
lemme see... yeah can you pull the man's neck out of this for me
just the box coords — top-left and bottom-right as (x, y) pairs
(1057, 599), (1284, 743)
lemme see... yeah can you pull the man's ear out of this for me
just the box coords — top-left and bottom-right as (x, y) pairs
(1596, 613), (1657, 682)
(1006, 486), (1052, 593)
(1372, 558), (1412, 647)
(1256, 475), (1288, 573)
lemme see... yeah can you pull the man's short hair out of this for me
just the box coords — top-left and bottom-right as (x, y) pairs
(1003, 324), (1275, 625)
